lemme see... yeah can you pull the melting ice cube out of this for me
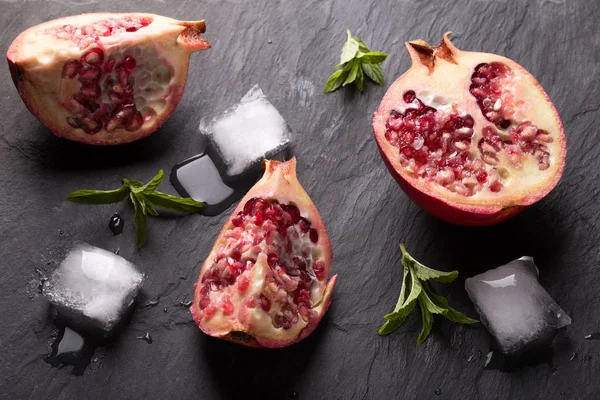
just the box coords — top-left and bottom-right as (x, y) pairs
(170, 153), (240, 216)
(465, 256), (571, 356)
(42, 242), (145, 335)
(201, 85), (292, 177)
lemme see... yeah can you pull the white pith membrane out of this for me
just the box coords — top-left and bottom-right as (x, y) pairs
(7, 13), (208, 144)
(196, 197), (328, 342)
(373, 38), (564, 207)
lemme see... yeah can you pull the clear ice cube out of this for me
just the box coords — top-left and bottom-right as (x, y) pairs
(201, 85), (292, 177)
(465, 256), (571, 355)
(42, 242), (145, 334)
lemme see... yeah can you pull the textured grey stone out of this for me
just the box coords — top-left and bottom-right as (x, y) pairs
(0, 0), (599, 399)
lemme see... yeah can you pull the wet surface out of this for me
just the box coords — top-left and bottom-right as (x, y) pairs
(0, 1), (599, 399)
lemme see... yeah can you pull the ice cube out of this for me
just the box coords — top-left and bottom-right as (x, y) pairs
(170, 153), (237, 216)
(201, 85), (292, 177)
(42, 242), (145, 335)
(465, 256), (571, 356)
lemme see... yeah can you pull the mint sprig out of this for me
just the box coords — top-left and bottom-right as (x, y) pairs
(324, 30), (388, 93)
(67, 170), (204, 248)
(379, 244), (477, 343)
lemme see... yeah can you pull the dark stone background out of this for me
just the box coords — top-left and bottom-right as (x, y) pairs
(1, 0), (598, 399)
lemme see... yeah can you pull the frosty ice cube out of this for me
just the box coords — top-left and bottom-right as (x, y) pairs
(42, 242), (145, 335)
(465, 257), (571, 356)
(201, 85), (292, 177)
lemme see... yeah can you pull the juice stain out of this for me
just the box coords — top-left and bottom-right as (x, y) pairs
(44, 326), (96, 376)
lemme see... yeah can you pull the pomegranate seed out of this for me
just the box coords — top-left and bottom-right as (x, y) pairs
(200, 285), (210, 296)
(298, 218), (310, 233)
(309, 228), (318, 243)
(259, 294), (271, 311)
(104, 57), (116, 73)
(78, 66), (102, 84)
(313, 260), (326, 280)
(199, 296), (210, 310)
(80, 84), (101, 99)
(284, 204), (301, 223)
(126, 111), (143, 132)
(221, 299), (234, 314)
(232, 214), (243, 227)
(80, 117), (102, 135)
(490, 181), (503, 192)
(403, 90), (416, 103)
(123, 56), (136, 73)
(62, 59), (81, 78)
(238, 276), (250, 292)
(81, 48), (104, 66)
(267, 253), (278, 268)
(66, 117), (80, 128)
(476, 171), (488, 184)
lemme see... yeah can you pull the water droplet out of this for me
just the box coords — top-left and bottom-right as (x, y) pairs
(113, 248), (120, 255)
(179, 300), (192, 307)
(569, 350), (578, 361)
(289, 391), (299, 400)
(136, 332), (153, 344)
(435, 389), (441, 396)
(163, 307), (168, 313)
(108, 213), (124, 235)
(58, 229), (64, 235)
(268, 39), (273, 44)
(585, 333), (600, 340)
(44, 326), (96, 375)
(143, 298), (159, 308)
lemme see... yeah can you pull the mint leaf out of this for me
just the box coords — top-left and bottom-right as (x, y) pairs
(355, 66), (364, 91)
(324, 67), (351, 93)
(380, 244), (478, 342)
(130, 193), (147, 249)
(340, 30), (359, 65)
(362, 63), (384, 86)
(401, 244), (458, 283)
(354, 37), (371, 53)
(358, 51), (388, 64)
(325, 30), (387, 93)
(66, 184), (130, 204)
(143, 192), (205, 213)
(417, 297), (434, 344)
(422, 282), (478, 324)
(343, 59), (360, 86)
(67, 169), (204, 248)
(137, 169), (164, 194)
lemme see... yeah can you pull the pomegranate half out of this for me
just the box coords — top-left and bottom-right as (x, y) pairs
(191, 158), (337, 348)
(7, 13), (210, 145)
(373, 33), (566, 225)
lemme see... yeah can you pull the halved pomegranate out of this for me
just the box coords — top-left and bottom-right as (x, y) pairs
(191, 158), (337, 348)
(372, 33), (566, 225)
(7, 13), (210, 145)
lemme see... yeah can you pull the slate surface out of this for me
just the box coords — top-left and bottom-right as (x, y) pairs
(1, 0), (599, 399)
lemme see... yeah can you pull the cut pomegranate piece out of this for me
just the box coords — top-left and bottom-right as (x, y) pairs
(7, 13), (210, 145)
(191, 158), (336, 348)
(372, 32), (566, 225)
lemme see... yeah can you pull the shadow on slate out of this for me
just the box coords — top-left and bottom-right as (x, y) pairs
(199, 312), (330, 400)
(20, 122), (173, 171)
(419, 202), (567, 278)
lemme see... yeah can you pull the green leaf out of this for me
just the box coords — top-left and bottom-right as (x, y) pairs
(354, 37), (371, 53)
(136, 169), (164, 194)
(123, 179), (144, 188)
(362, 63), (384, 86)
(380, 243), (478, 343)
(67, 184), (130, 205)
(130, 193), (147, 249)
(144, 202), (159, 216)
(340, 29), (359, 65)
(358, 51), (388, 64)
(417, 297), (434, 344)
(143, 192), (205, 213)
(422, 282), (478, 324)
(354, 66), (364, 92)
(324, 67), (350, 93)
(343, 59), (360, 86)
(384, 263), (421, 320)
(401, 244), (458, 283)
